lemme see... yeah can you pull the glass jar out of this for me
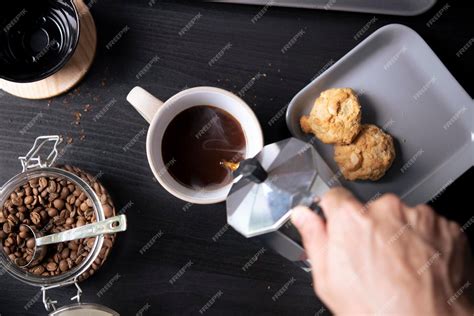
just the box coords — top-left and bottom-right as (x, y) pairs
(0, 136), (120, 314)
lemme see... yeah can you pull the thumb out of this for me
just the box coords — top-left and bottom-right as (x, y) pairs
(291, 206), (327, 276)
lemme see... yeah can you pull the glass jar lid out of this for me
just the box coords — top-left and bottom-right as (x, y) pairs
(49, 303), (119, 316)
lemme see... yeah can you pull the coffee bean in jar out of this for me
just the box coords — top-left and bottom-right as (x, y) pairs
(0, 165), (116, 281)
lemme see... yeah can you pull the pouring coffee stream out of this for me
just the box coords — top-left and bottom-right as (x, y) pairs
(220, 160), (240, 172)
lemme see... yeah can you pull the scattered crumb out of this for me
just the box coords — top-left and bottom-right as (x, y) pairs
(101, 79), (107, 87)
(73, 111), (82, 125)
(83, 104), (92, 112)
(79, 130), (86, 141)
(66, 136), (73, 144)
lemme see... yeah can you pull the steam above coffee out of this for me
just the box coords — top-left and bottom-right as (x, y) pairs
(162, 105), (246, 189)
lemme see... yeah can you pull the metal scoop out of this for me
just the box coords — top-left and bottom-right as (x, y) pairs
(19, 215), (127, 268)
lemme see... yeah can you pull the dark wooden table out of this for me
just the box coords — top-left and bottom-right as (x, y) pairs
(0, 0), (472, 314)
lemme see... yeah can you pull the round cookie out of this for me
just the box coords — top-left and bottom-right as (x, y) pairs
(334, 124), (395, 181)
(300, 88), (361, 145)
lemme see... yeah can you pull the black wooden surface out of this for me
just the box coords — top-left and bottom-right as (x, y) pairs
(0, 0), (473, 315)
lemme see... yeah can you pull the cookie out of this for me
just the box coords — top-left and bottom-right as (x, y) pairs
(300, 88), (361, 145)
(334, 124), (395, 181)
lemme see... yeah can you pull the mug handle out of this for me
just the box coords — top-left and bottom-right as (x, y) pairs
(126, 86), (164, 123)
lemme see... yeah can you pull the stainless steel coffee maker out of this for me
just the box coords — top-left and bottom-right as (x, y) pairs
(226, 137), (340, 271)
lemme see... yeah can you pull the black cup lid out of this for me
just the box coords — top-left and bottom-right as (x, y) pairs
(0, 0), (80, 82)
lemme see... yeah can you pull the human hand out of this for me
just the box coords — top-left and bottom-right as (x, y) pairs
(291, 187), (473, 315)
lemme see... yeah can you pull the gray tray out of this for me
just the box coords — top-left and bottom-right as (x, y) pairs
(208, 0), (437, 16)
(286, 24), (473, 205)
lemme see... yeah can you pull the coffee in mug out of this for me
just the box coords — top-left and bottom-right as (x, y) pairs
(162, 105), (246, 189)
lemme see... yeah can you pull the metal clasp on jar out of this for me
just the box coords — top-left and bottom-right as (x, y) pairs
(42, 278), (83, 311)
(18, 135), (62, 172)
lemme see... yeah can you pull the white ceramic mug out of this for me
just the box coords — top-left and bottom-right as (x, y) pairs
(126, 86), (264, 204)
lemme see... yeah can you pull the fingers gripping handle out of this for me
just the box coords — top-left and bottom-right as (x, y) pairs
(292, 191), (325, 220)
